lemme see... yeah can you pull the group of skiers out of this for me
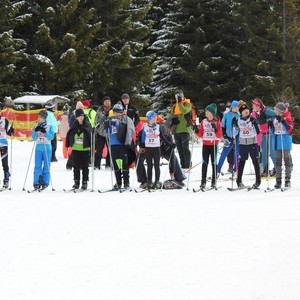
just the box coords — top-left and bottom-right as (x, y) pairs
(0, 91), (294, 191)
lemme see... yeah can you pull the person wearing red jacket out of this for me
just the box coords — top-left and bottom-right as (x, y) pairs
(196, 103), (222, 188)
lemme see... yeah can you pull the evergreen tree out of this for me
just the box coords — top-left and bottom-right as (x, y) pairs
(0, 0), (28, 97)
(147, 0), (183, 115)
(89, 0), (154, 112)
(280, 0), (300, 100)
(17, 0), (103, 95)
(177, 0), (243, 109)
(239, 0), (283, 103)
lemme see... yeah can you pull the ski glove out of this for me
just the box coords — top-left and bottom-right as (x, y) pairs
(276, 115), (282, 123)
(267, 120), (274, 129)
(232, 117), (238, 127)
(40, 127), (46, 133)
(35, 126), (41, 132)
(211, 122), (218, 132)
(193, 124), (199, 134)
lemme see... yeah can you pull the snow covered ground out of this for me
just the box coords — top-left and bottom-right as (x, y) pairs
(1, 140), (300, 300)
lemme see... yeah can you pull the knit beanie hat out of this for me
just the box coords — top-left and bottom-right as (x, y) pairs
(112, 101), (124, 113)
(252, 98), (263, 107)
(38, 110), (48, 120)
(146, 110), (157, 122)
(239, 103), (249, 114)
(75, 109), (85, 118)
(82, 99), (90, 107)
(231, 100), (239, 109)
(45, 102), (55, 109)
(103, 96), (111, 103)
(121, 93), (130, 99)
(205, 103), (217, 116)
(238, 100), (246, 110)
(274, 102), (287, 114)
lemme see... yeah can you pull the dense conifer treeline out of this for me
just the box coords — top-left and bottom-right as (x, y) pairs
(0, 0), (299, 125)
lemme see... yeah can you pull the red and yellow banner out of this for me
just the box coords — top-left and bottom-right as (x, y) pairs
(1, 108), (164, 140)
(0, 108), (62, 140)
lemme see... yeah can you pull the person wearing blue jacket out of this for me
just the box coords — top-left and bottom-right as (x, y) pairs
(217, 100), (240, 176)
(270, 102), (294, 189)
(45, 102), (59, 162)
(31, 110), (55, 190)
(105, 101), (135, 189)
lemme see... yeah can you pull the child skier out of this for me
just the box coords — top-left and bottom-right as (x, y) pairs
(0, 111), (14, 188)
(31, 110), (55, 190)
(234, 103), (261, 189)
(105, 101), (135, 190)
(196, 103), (222, 188)
(139, 111), (164, 189)
(271, 102), (294, 189)
(217, 100), (240, 176)
(66, 109), (92, 190)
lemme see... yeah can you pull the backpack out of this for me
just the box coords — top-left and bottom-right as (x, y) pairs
(163, 179), (183, 190)
(184, 102), (197, 127)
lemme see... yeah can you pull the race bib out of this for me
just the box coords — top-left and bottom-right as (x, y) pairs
(273, 120), (285, 135)
(238, 120), (255, 138)
(202, 119), (217, 141)
(144, 124), (160, 147)
(75, 137), (84, 145)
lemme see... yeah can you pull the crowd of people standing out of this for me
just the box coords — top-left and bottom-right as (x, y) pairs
(0, 91), (295, 191)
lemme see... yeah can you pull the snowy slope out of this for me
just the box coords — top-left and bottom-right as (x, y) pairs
(0, 140), (300, 300)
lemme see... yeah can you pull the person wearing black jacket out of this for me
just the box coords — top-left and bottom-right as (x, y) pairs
(66, 109), (92, 189)
(121, 93), (140, 128)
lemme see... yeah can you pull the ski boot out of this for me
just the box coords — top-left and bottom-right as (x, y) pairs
(153, 181), (162, 189)
(3, 171), (10, 188)
(274, 178), (281, 189)
(251, 180), (261, 190)
(33, 184), (40, 190)
(237, 182), (245, 188)
(72, 180), (80, 189)
(81, 181), (88, 190)
(200, 180), (206, 189)
(285, 177), (291, 189)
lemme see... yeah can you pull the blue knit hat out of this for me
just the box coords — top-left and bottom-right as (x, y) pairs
(146, 110), (157, 122)
(205, 103), (217, 116)
(231, 100), (239, 109)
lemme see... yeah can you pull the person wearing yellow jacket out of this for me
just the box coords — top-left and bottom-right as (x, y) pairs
(171, 89), (192, 169)
(82, 99), (96, 128)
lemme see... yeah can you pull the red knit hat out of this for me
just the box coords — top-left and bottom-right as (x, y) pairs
(82, 99), (90, 107)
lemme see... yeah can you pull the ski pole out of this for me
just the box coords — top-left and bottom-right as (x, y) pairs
(22, 141), (36, 191)
(213, 136), (218, 189)
(8, 122), (14, 190)
(280, 127), (285, 187)
(232, 133), (239, 189)
(90, 127), (97, 192)
(186, 132), (195, 191)
(106, 129), (116, 189)
(265, 129), (271, 190)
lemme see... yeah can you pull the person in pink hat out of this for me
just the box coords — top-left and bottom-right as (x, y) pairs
(251, 98), (276, 177)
